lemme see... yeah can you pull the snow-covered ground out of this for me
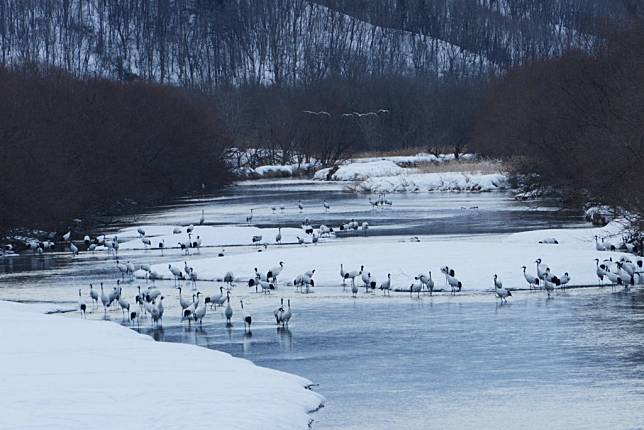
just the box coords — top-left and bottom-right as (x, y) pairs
(314, 160), (406, 181)
(354, 172), (508, 193)
(0, 300), (323, 430)
(234, 162), (318, 179)
(2, 180), (642, 430)
(133, 220), (641, 293)
(357, 152), (477, 166)
(310, 154), (508, 194)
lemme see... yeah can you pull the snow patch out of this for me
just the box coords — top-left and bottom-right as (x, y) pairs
(354, 172), (508, 193)
(313, 160), (405, 181)
(0, 301), (323, 430)
(144, 222), (640, 295)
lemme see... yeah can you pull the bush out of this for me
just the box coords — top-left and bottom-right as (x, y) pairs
(473, 25), (644, 217)
(0, 65), (230, 228)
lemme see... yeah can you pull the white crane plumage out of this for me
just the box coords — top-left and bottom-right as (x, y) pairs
(340, 264), (348, 288)
(522, 265), (540, 289)
(535, 258), (549, 280)
(344, 266), (361, 286)
(205, 286), (225, 309)
(595, 258), (608, 285)
(409, 280), (423, 298)
(182, 293), (199, 325)
(594, 235), (607, 251)
(168, 264), (183, 283)
(99, 283), (110, 313)
(281, 299), (292, 327)
(441, 266), (462, 294)
(118, 291), (130, 317)
(267, 262), (284, 281)
(379, 273), (392, 296)
(178, 287), (192, 310)
(193, 298), (207, 325)
(224, 271), (235, 286)
(494, 274), (511, 303)
(224, 293), (233, 325)
(89, 283), (99, 307)
(273, 298), (284, 324)
(543, 278), (556, 297)
(150, 296), (164, 325)
(78, 289), (87, 318)
(240, 299), (252, 331)
(559, 272), (571, 291)
(259, 280), (274, 294)
(351, 282), (359, 298)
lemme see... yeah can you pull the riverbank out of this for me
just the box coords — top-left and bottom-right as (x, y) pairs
(0, 300), (323, 429)
(229, 151), (510, 194)
(1, 179), (641, 430)
(131, 220), (639, 293)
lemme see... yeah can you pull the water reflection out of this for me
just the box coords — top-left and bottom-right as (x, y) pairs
(2, 182), (635, 429)
(277, 327), (293, 351)
(135, 325), (166, 342)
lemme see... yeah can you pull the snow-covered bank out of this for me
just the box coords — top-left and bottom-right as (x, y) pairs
(234, 162), (317, 179)
(314, 160), (405, 181)
(357, 152), (477, 166)
(309, 154), (508, 193)
(139, 221), (640, 295)
(353, 172), (508, 193)
(0, 301), (323, 430)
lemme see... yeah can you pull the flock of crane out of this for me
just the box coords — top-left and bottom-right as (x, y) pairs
(75, 249), (644, 335)
(338, 258), (571, 302)
(77, 274), (293, 332)
(13, 198), (643, 333)
(4, 196), (392, 259)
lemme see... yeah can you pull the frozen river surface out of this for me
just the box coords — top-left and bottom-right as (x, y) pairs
(2, 180), (643, 429)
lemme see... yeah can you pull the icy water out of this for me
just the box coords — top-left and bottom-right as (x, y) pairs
(2, 180), (643, 429)
(130, 179), (582, 237)
(148, 289), (644, 430)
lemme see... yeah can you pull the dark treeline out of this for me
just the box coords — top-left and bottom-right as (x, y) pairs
(474, 24), (644, 219)
(0, 0), (629, 88)
(0, 0), (634, 168)
(0, 1), (642, 230)
(0, 65), (229, 228)
(217, 76), (483, 166)
(318, 0), (637, 69)
(0, 0), (491, 87)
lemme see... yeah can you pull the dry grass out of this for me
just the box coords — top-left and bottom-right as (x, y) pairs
(413, 159), (503, 174)
(353, 148), (428, 158)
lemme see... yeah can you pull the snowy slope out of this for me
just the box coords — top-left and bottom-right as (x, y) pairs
(138, 222), (640, 293)
(0, 301), (323, 430)
(314, 160), (406, 181)
(355, 172), (508, 193)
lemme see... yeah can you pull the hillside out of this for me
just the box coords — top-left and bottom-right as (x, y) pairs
(0, 0), (625, 88)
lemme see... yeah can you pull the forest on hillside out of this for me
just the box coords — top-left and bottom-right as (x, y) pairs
(0, 65), (229, 227)
(0, 0), (633, 86)
(0, 0), (642, 229)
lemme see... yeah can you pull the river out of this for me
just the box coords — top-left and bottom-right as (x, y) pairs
(1, 180), (642, 429)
